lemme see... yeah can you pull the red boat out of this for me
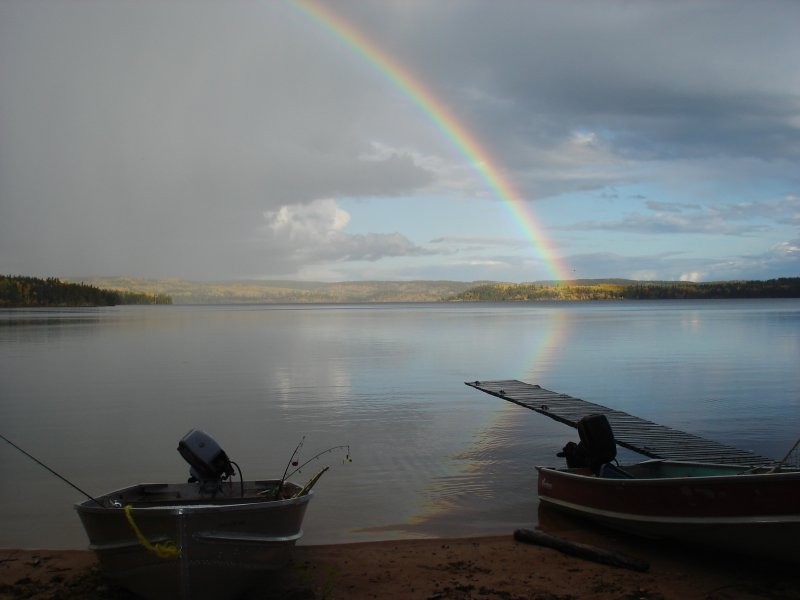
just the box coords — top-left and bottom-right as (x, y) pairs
(537, 415), (800, 562)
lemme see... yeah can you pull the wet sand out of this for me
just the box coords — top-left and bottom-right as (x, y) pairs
(2, 524), (798, 599)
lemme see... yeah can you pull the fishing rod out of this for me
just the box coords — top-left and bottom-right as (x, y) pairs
(0, 432), (103, 506)
(767, 435), (800, 474)
(273, 437), (352, 498)
(286, 444), (351, 479)
(274, 437), (305, 499)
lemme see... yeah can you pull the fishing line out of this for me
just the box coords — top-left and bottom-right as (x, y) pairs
(0, 432), (103, 506)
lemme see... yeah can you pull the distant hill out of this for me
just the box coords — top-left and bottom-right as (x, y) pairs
(68, 277), (483, 304)
(65, 276), (800, 304)
(450, 278), (800, 301)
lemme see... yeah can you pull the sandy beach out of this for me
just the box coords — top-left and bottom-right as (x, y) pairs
(2, 521), (798, 600)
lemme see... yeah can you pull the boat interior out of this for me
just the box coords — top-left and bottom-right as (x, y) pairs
(94, 480), (304, 507)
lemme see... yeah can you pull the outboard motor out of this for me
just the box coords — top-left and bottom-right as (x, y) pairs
(178, 429), (235, 492)
(577, 414), (617, 473)
(557, 414), (617, 474)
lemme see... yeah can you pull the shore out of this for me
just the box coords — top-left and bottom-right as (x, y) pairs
(2, 523), (798, 600)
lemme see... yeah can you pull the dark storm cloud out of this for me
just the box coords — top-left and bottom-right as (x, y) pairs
(356, 1), (800, 166)
(0, 1), (437, 278)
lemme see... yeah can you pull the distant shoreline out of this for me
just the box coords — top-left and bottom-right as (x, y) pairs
(2, 275), (798, 306)
(0, 275), (172, 308)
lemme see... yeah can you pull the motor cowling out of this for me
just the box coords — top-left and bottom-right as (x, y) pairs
(178, 429), (234, 486)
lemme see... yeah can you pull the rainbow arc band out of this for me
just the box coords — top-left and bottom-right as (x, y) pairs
(291, 0), (569, 282)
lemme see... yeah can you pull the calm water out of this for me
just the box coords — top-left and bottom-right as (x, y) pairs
(1, 300), (799, 549)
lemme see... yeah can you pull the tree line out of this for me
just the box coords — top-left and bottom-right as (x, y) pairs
(0, 275), (172, 307)
(451, 278), (800, 302)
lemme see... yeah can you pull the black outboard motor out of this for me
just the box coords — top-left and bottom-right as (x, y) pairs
(178, 429), (235, 492)
(577, 414), (617, 473)
(557, 414), (617, 474)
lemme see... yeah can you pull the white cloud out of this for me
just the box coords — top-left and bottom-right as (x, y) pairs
(261, 198), (437, 266)
(264, 198), (350, 242)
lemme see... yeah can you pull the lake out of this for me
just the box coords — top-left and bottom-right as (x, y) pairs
(1, 299), (799, 549)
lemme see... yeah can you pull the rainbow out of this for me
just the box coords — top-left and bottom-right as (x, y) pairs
(290, 0), (569, 282)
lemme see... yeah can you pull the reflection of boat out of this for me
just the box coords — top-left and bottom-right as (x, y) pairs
(537, 415), (800, 562)
(75, 430), (315, 600)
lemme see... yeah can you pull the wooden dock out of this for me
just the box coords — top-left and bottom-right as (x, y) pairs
(466, 380), (775, 466)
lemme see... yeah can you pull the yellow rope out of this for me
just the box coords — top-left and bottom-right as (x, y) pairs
(123, 505), (180, 559)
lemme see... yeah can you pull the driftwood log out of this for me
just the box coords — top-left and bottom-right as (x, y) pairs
(513, 528), (650, 572)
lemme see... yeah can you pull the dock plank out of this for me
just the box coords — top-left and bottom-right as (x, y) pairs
(466, 379), (774, 466)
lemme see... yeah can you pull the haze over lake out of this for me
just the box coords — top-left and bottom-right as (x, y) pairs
(2, 300), (799, 549)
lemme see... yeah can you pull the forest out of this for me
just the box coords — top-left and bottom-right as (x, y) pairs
(0, 276), (172, 307)
(451, 278), (800, 302)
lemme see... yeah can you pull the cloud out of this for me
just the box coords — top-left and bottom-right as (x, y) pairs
(327, 3), (800, 202)
(646, 201), (702, 213)
(264, 199), (351, 242)
(261, 198), (436, 267)
(429, 236), (525, 248)
(0, 1), (442, 278)
(723, 195), (800, 225)
(574, 212), (760, 236)
(484, 4), (799, 163)
(571, 194), (800, 236)
(675, 238), (800, 282)
(563, 239), (800, 283)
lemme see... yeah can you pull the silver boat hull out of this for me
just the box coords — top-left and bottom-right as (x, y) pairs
(76, 480), (311, 600)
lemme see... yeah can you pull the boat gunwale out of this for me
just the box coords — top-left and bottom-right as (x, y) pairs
(538, 495), (800, 527)
(535, 460), (800, 487)
(74, 480), (312, 514)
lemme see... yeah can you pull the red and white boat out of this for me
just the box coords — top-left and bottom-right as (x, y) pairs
(537, 415), (800, 562)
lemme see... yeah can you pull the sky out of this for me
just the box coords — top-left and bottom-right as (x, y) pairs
(1, 1), (798, 283)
